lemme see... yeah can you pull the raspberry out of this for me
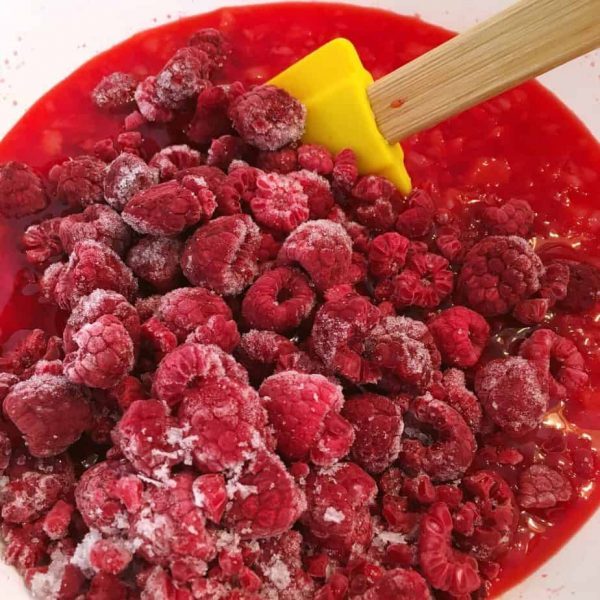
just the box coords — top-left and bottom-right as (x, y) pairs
(89, 538), (132, 575)
(63, 289), (140, 353)
(395, 189), (434, 239)
(350, 175), (400, 232)
(428, 306), (490, 368)
(94, 138), (119, 162)
(192, 474), (227, 523)
(140, 317), (178, 366)
(126, 237), (182, 292)
(0, 329), (58, 376)
(228, 85), (306, 151)
(475, 357), (548, 436)
(441, 369), (483, 433)
(288, 169), (335, 219)
(278, 220), (353, 291)
(539, 261), (570, 305)
(418, 502), (481, 595)
(134, 76), (173, 123)
(207, 135), (245, 170)
(512, 297), (549, 324)
(189, 28), (230, 67)
(91, 72), (138, 111)
(87, 573), (129, 600)
(123, 177), (216, 236)
(297, 144), (334, 175)
(152, 342), (248, 406)
(2, 521), (48, 573)
(178, 165), (243, 216)
(179, 377), (268, 472)
(332, 148), (358, 191)
(242, 267), (315, 333)
(369, 237), (410, 284)
(481, 198), (534, 237)
(186, 315), (241, 353)
(224, 450), (306, 539)
(149, 145), (203, 181)
(181, 214), (261, 296)
(342, 393), (404, 474)
(41, 500), (74, 541)
(519, 328), (588, 401)
(157, 286), (233, 341)
(135, 295), (161, 321)
(364, 316), (441, 392)
(435, 225), (463, 262)
(558, 261), (600, 313)
(256, 147), (298, 174)
(360, 568), (430, 600)
(22, 218), (64, 266)
(104, 153), (159, 212)
(59, 204), (132, 256)
(400, 394), (476, 482)
(354, 197), (398, 232)
(0, 161), (48, 218)
(312, 291), (381, 383)
(155, 46), (212, 109)
(0, 427), (12, 472)
(237, 329), (297, 384)
(517, 464), (572, 509)
(259, 371), (353, 466)
(49, 155), (106, 209)
(457, 235), (545, 316)
(250, 172), (309, 232)
(64, 314), (135, 389)
(388, 253), (454, 309)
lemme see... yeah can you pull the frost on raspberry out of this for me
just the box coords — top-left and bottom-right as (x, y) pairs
(259, 371), (353, 466)
(178, 165), (243, 216)
(475, 357), (548, 436)
(92, 72), (138, 112)
(149, 145), (203, 181)
(342, 393), (404, 474)
(152, 342), (248, 406)
(395, 189), (435, 239)
(368, 232), (409, 279)
(134, 76), (173, 123)
(228, 84), (306, 151)
(297, 144), (334, 175)
(3, 375), (91, 457)
(311, 291), (381, 383)
(123, 176), (216, 236)
(224, 450), (306, 539)
(519, 328), (588, 401)
(49, 155), (106, 209)
(0, 161), (48, 218)
(250, 172), (309, 232)
(181, 214), (261, 296)
(104, 153), (159, 212)
(256, 146), (298, 174)
(288, 169), (335, 219)
(517, 464), (572, 509)
(428, 306), (490, 368)
(351, 175), (401, 232)
(64, 314), (135, 389)
(481, 198), (534, 237)
(242, 267), (315, 333)
(440, 369), (483, 433)
(539, 261), (570, 306)
(332, 148), (358, 191)
(22, 218), (64, 266)
(457, 235), (545, 317)
(277, 220), (353, 292)
(361, 568), (431, 600)
(127, 237), (183, 292)
(59, 204), (132, 256)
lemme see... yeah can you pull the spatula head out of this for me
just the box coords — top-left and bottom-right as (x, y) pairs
(269, 38), (411, 194)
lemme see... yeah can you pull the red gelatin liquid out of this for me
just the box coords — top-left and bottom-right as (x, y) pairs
(0, 3), (599, 597)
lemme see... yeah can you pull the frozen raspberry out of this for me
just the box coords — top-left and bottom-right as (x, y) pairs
(278, 220), (353, 291)
(0, 427), (12, 472)
(418, 502), (481, 595)
(312, 291), (381, 383)
(155, 46), (212, 109)
(0, 161), (48, 218)
(2, 521), (48, 573)
(518, 463), (572, 509)
(224, 450), (306, 539)
(134, 76), (173, 123)
(539, 261), (570, 305)
(189, 28), (230, 67)
(207, 135), (246, 170)
(519, 328), (588, 401)
(49, 155), (106, 208)
(192, 474), (227, 523)
(178, 165), (243, 216)
(92, 72), (138, 111)
(94, 138), (119, 162)
(351, 174), (396, 204)
(250, 172), (309, 232)
(242, 267), (315, 333)
(364, 316), (441, 392)
(236, 330), (297, 383)
(388, 253), (454, 309)
(342, 393), (404, 474)
(0, 373), (19, 403)
(140, 316), (178, 365)
(126, 237), (182, 292)
(475, 357), (548, 436)
(135, 295), (160, 321)
(87, 573), (129, 600)
(149, 144), (203, 181)
(104, 153), (159, 211)
(481, 198), (534, 237)
(395, 189), (434, 239)
(513, 297), (549, 324)
(400, 394), (476, 482)
(368, 233), (409, 279)
(42, 500), (74, 540)
(0, 329), (58, 376)
(558, 261), (600, 313)
(289, 169), (335, 219)
(441, 369), (483, 433)
(256, 147), (298, 174)
(360, 568), (430, 600)
(297, 144), (334, 175)
(4, 375), (91, 457)
(89, 538), (132, 575)
(22, 218), (64, 266)
(179, 377), (268, 471)
(435, 224), (463, 262)
(259, 371), (353, 466)
(332, 148), (358, 191)
(59, 204), (132, 256)
(354, 197), (398, 232)
(228, 84), (306, 151)
(153, 342), (248, 406)
(181, 214), (261, 296)
(428, 306), (490, 368)
(123, 177), (216, 236)
(457, 235), (545, 316)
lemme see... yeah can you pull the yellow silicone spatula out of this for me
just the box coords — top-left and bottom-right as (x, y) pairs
(269, 0), (600, 195)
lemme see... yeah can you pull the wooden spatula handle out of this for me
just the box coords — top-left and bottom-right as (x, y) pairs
(368, 0), (600, 144)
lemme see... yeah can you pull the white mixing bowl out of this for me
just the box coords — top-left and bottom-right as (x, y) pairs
(0, 1), (598, 598)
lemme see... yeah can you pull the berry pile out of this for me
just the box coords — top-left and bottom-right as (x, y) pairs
(0, 24), (599, 600)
